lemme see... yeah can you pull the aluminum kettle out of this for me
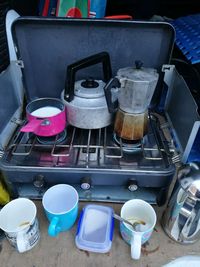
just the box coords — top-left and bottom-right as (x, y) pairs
(61, 52), (113, 129)
(162, 163), (200, 244)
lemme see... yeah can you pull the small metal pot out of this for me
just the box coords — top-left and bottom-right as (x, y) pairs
(20, 98), (66, 137)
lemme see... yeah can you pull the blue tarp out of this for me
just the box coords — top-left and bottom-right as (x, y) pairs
(172, 13), (200, 64)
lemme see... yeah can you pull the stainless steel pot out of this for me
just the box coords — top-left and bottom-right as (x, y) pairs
(162, 163), (200, 244)
(61, 52), (113, 129)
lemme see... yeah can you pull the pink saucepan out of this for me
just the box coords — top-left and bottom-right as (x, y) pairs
(20, 98), (66, 137)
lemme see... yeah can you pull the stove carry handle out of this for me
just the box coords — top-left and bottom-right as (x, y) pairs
(64, 51), (112, 102)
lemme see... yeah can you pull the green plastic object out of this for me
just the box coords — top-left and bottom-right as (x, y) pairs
(0, 181), (10, 205)
(56, 0), (89, 17)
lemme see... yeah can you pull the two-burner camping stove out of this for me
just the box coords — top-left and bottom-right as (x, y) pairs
(0, 18), (199, 206)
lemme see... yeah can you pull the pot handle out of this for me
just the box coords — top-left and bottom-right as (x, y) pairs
(20, 119), (43, 133)
(104, 77), (120, 113)
(64, 51), (112, 102)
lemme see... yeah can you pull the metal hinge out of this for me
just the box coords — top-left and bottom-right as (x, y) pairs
(11, 117), (24, 125)
(168, 139), (181, 165)
(162, 64), (176, 89)
(171, 153), (181, 164)
(15, 60), (24, 68)
(0, 150), (4, 159)
(160, 121), (170, 130)
(162, 64), (175, 72)
(170, 148), (181, 165)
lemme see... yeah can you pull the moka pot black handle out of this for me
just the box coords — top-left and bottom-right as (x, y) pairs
(104, 77), (120, 113)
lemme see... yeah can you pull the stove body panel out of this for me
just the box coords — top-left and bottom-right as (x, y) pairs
(1, 113), (175, 205)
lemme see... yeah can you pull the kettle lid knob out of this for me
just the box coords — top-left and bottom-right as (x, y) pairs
(81, 78), (99, 89)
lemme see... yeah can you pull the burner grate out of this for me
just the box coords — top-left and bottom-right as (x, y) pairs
(5, 113), (177, 168)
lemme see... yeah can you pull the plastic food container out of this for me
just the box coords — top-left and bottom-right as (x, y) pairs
(75, 204), (114, 253)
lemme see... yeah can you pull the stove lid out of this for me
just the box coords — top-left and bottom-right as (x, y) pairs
(11, 18), (175, 102)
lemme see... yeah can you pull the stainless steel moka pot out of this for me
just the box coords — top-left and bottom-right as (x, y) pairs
(104, 61), (159, 140)
(162, 163), (200, 244)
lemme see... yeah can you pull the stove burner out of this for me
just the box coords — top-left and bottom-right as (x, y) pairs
(36, 130), (67, 145)
(113, 133), (142, 153)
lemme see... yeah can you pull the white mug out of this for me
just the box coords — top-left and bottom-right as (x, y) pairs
(120, 199), (156, 260)
(0, 198), (40, 253)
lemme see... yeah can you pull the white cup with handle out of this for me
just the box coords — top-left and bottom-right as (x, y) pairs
(0, 198), (40, 253)
(120, 199), (156, 260)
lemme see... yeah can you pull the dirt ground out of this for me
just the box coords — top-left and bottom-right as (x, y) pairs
(1, 200), (200, 267)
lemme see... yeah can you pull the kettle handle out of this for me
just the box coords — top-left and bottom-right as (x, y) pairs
(104, 77), (120, 113)
(179, 198), (200, 240)
(64, 51), (112, 102)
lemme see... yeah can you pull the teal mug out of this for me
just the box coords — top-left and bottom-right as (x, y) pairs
(42, 184), (79, 237)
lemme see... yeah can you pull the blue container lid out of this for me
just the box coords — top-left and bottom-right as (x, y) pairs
(75, 204), (114, 253)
